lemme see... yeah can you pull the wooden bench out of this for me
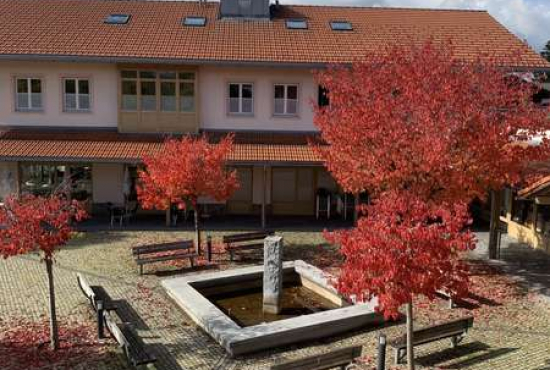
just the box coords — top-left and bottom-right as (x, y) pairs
(223, 231), (274, 261)
(270, 346), (362, 370)
(390, 316), (474, 365)
(77, 273), (118, 311)
(436, 290), (457, 309)
(132, 240), (197, 275)
(103, 310), (157, 369)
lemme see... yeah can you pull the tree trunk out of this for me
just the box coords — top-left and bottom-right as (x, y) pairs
(194, 206), (201, 255)
(406, 302), (415, 370)
(45, 258), (59, 351)
(488, 189), (501, 260)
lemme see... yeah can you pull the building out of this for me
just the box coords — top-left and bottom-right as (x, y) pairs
(501, 176), (550, 252)
(0, 0), (548, 225)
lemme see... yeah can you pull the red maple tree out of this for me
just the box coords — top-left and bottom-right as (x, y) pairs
(0, 192), (86, 351)
(137, 134), (239, 250)
(314, 42), (550, 368)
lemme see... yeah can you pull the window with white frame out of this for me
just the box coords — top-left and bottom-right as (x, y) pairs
(274, 84), (298, 116)
(63, 78), (90, 112)
(228, 83), (253, 115)
(15, 77), (43, 111)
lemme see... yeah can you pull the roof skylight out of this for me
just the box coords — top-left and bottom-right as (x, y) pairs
(184, 16), (207, 27)
(285, 19), (308, 30)
(330, 21), (353, 31)
(104, 14), (131, 25)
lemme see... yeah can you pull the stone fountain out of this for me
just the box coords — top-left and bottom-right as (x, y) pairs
(162, 235), (381, 357)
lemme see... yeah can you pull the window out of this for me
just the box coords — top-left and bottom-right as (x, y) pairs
(63, 78), (90, 112)
(286, 19), (308, 29)
(120, 70), (196, 112)
(15, 77), (42, 111)
(105, 14), (130, 24)
(140, 81), (157, 111)
(228, 83), (253, 115)
(183, 16), (206, 27)
(274, 84), (298, 116)
(512, 197), (533, 225)
(160, 72), (176, 112)
(330, 21), (353, 31)
(20, 163), (92, 201)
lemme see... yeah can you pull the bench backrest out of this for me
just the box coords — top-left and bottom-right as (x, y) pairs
(132, 240), (194, 256)
(270, 346), (362, 370)
(412, 317), (474, 345)
(223, 231), (273, 244)
(77, 273), (95, 303)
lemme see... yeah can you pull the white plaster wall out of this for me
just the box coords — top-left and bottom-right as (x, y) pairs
(199, 66), (317, 132)
(0, 161), (18, 200)
(0, 61), (118, 128)
(92, 163), (124, 204)
(252, 166), (272, 205)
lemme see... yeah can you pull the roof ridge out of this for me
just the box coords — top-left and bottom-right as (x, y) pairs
(3, 0), (489, 12)
(282, 4), (488, 13)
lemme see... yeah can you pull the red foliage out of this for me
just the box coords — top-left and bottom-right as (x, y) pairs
(0, 193), (86, 261)
(315, 42), (550, 203)
(314, 42), (550, 318)
(328, 192), (475, 319)
(137, 134), (239, 211)
(0, 317), (111, 370)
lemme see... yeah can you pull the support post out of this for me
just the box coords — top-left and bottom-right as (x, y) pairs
(263, 235), (283, 315)
(261, 165), (267, 230)
(377, 333), (387, 370)
(97, 300), (105, 340)
(206, 235), (212, 263)
(488, 189), (501, 260)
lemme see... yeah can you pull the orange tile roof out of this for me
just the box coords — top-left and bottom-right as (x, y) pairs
(518, 175), (550, 199)
(0, 0), (547, 68)
(0, 129), (322, 164)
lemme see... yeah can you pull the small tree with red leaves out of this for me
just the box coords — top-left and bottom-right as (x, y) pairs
(137, 134), (239, 251)
(315, 42), (550, 369)
(0, 192), (86, 351)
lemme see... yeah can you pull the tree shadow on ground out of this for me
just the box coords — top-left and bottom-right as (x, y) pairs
(415, 341), (517, 369)
(65, 231), (132, 250)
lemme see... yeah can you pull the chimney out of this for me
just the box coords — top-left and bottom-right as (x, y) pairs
(220, 0), (271, 19)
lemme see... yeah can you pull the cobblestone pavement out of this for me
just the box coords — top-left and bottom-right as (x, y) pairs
(2, 230), (550, 370)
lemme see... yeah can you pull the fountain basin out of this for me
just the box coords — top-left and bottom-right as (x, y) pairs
(162, 260), (382, 356)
